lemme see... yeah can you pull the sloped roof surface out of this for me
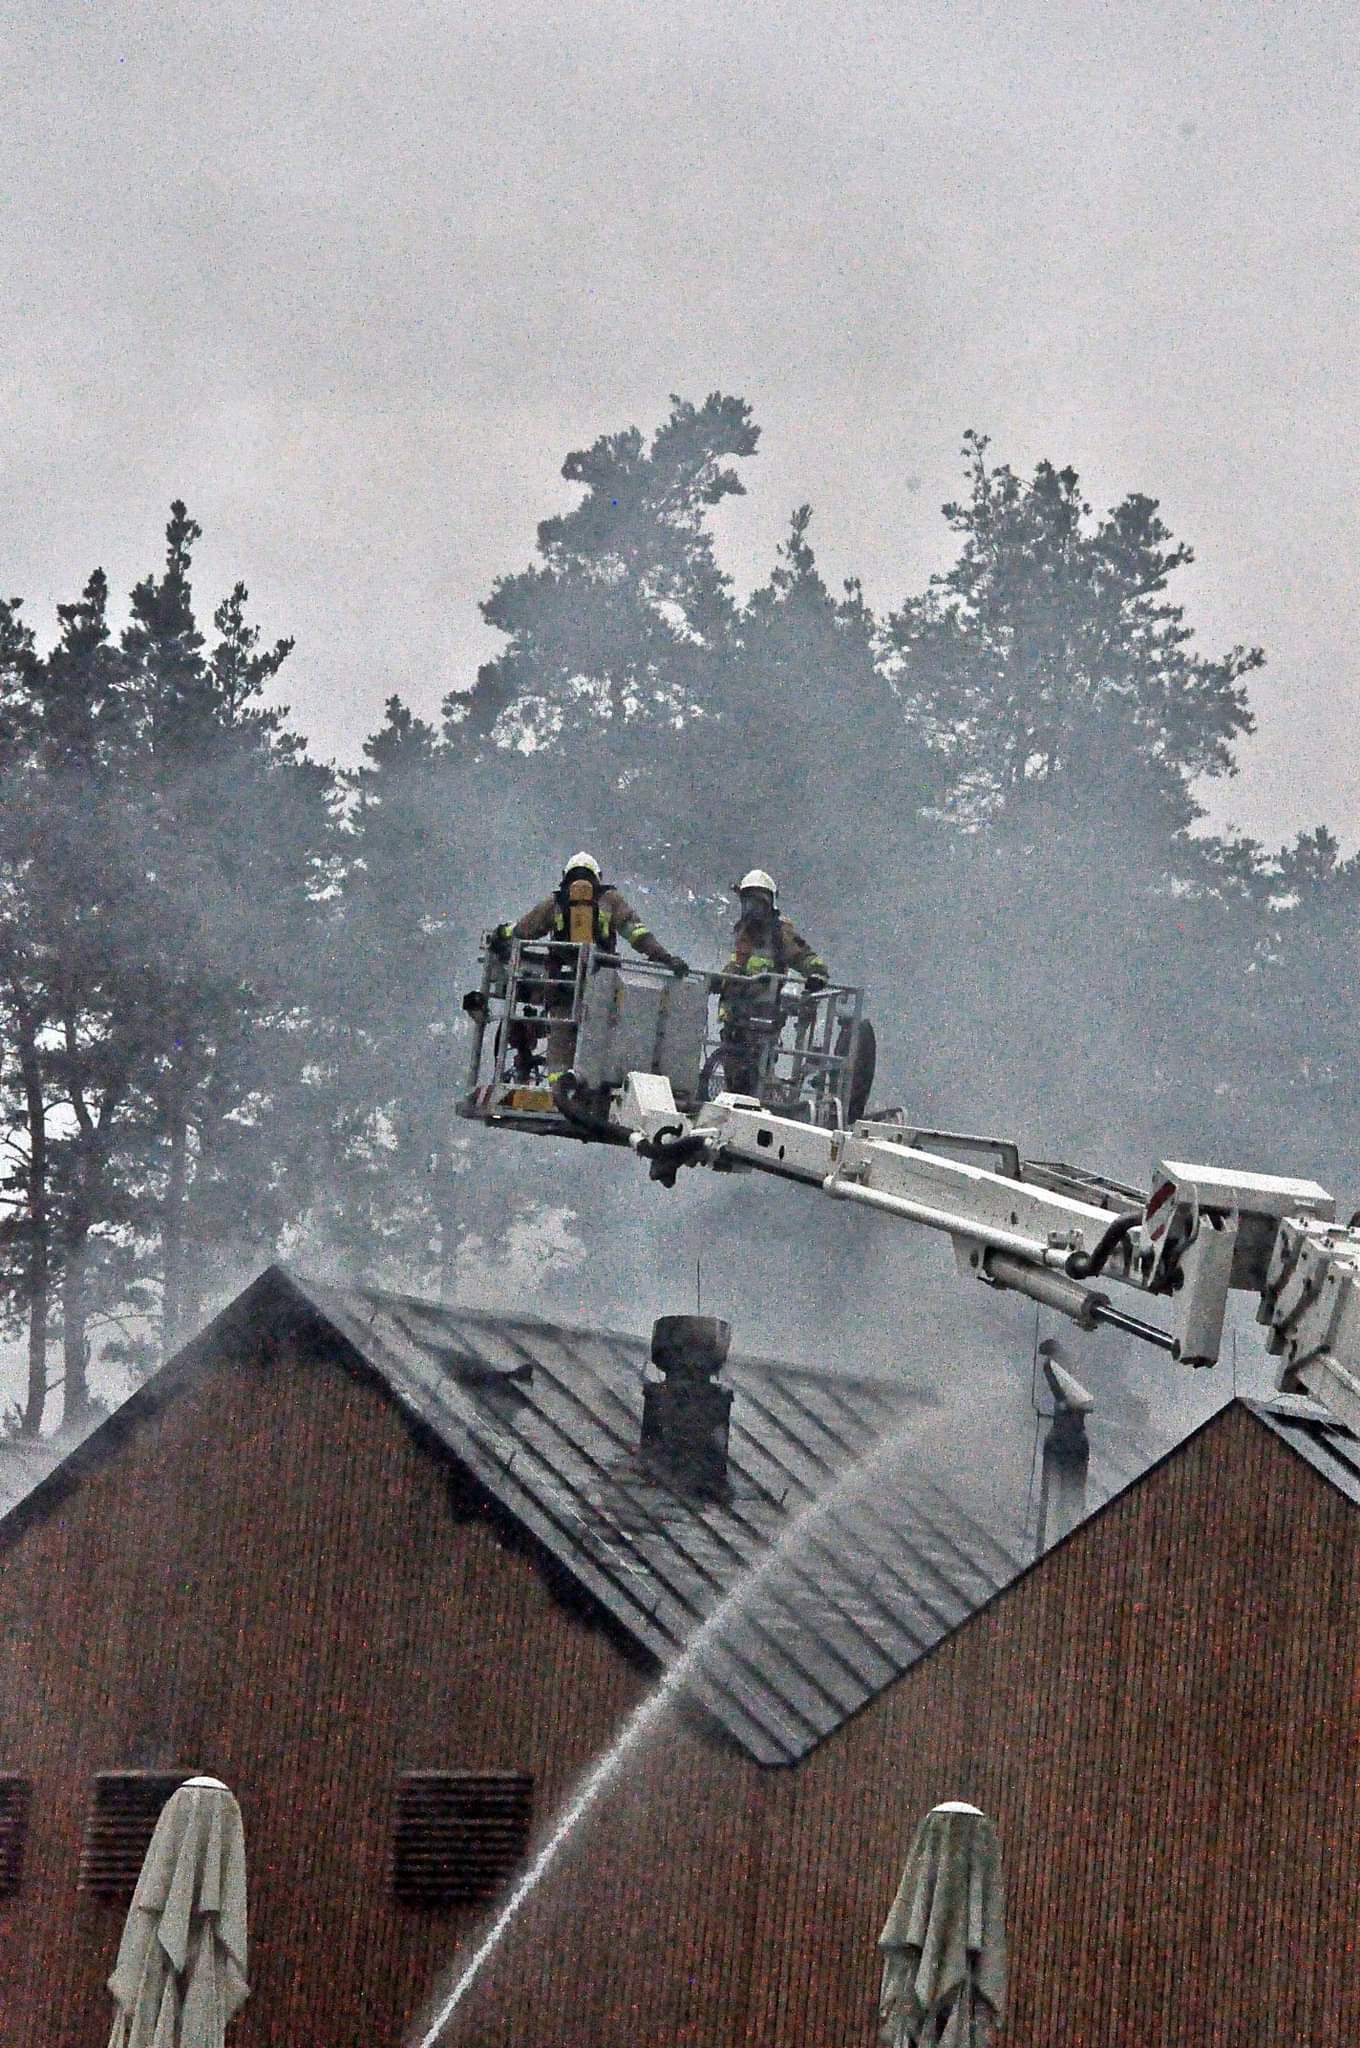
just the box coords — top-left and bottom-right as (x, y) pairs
(284, 1270), (1163, 1764)
(0, 1267), (1176, 1767)
(1245, 1392), (1360, 1504)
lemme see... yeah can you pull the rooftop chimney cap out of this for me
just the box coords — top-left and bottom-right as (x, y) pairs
(642, 1314), (734, 1496)
(1042, 1357), (1094, 1415)
(650, 1315), (731, 1378)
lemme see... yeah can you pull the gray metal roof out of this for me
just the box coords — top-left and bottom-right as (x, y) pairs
(1244, 1393), (1360, 1505)
(0, 1266), (1178, 1768)
(282, 1269), (1166, 1765)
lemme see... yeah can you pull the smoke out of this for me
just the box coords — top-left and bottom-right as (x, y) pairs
(4, 404), (1329, 1506)
(281, 718), (1283, 1534)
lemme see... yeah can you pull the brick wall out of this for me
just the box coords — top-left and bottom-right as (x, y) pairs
(0, 1317), (1353, 2048)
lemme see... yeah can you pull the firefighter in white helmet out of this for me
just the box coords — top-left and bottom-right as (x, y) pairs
(490, 854), (689, 1081)
(718, 870), (829, 1095)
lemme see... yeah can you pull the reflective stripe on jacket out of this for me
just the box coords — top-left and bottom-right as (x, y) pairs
(722, 915), (827, 984)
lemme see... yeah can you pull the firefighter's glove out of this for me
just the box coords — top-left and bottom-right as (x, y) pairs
(803, 973), (827, 993)
(665, 955), (691, 977)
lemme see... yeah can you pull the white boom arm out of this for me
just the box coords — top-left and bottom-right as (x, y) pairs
(605, 1074), (1360, 1430)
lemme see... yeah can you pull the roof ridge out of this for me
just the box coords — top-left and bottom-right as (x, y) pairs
(0, 1262), (1193, 1769)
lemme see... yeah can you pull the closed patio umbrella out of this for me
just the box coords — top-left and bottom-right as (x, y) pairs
(878, 1801), (1006, 2047)
(106, 1775), (249, 2048)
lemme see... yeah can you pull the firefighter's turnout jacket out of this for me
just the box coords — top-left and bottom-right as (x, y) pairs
(721, 914), (828, 992)
(500, 889), (676, 964)
(498, 883), (679, 1082)
(717, 911), (829, 1096)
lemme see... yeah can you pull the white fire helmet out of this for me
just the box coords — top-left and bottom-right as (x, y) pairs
(562, 851), (602, 882)
(735, 868), (778, 902)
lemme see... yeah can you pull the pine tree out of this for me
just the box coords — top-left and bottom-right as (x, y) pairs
(116, 507), (334, 1354)
(454, 393), (759, 871)
(308, 697), (466, 1291)
(886, 433), (1262, 834)
(0, 509), (334, 1417)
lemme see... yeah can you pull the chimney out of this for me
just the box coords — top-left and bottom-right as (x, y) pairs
(641, 1315), (733, 1496)
(1034, 1338), (1093, 1554)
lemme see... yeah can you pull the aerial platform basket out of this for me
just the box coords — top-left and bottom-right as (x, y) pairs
(459, 938), (875, 1136)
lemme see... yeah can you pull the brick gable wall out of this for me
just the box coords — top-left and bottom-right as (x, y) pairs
(0, 1327), (1355, 2048)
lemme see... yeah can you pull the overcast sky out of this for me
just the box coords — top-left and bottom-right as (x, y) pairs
(5, 0), (1356, 845)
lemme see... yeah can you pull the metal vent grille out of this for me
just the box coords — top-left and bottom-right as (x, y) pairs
(79, 1772), (192, 1898)
(393, 1771), (533, 1906)
(0, 1776), (31, 1898)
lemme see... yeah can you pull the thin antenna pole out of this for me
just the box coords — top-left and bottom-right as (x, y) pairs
(696, 1254), (702, 1317)
(1025, 1306), (1043, 1544)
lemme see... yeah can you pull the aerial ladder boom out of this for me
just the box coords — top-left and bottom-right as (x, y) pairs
(613, 1077), (1360, 1427)
(459, 942), (1360, 1432)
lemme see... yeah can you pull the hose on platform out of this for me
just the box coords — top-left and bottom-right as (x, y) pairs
(1064, 1208), (1141, 1280)
(636, 1122), (711, 1188)
(550, 1075), (631, 1147)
